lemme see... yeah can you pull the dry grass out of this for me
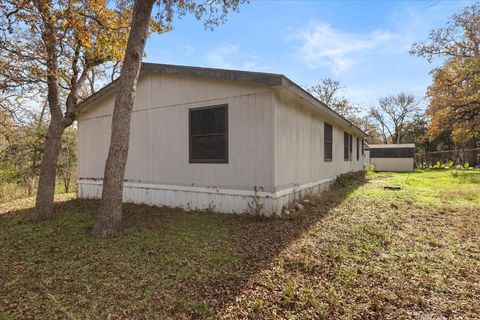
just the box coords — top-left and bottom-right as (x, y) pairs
(1, 170), (479, 319)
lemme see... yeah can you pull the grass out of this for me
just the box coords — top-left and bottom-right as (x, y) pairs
(1, 169), (479, 319)
(0, 181), (76, 203)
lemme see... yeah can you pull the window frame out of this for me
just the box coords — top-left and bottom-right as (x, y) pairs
(324, 122), (333, 162)
(349, 134), (353, 161)
(356, 137), (360, 161)
(189, 104), (229, 164)
(344, 132), (349, 161)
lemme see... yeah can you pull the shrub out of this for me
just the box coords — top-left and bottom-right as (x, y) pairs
(335, 171), (366, 188)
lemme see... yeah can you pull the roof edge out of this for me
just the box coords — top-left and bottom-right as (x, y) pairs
(76, 63), (368, 138)
(280, 77), (368, 138)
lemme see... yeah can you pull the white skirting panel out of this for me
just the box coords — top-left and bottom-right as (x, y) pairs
(77, 178), (334, 216)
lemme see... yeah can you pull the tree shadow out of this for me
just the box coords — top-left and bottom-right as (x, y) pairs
(0, 173), (367, 319)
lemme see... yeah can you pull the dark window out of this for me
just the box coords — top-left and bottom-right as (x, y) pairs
(344, 132), (349, 161)
(361, 140), (364, 155)
(349, 134), (353, 160)
(370, 147), (415, 158)
(324, 122), (333, 161)
(189, 105), (228, 163)
(356, 137), (360, 160)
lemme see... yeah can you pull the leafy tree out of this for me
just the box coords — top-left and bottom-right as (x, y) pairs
(403, 113), (430, 157)
(411, 3), (480, 148)
(93, 0), (247, 236)
(0, 112), (46, 197)
(369, 93), (420, 144)
(0, 0), (130, 219)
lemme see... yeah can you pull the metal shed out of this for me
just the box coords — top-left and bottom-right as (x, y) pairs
(367, 144), (415, 172)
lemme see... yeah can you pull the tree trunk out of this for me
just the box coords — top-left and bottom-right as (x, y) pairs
(63, 177), (69, 193)
(35, 121), (64, 220)
(92, 0), (155, 236)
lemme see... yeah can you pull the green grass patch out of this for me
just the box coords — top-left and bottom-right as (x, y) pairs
(1, 169), (479, 319)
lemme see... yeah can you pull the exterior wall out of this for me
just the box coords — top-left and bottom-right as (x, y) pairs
(78, 72), (275, 214)
(371, 158), (414, 172)
(77, 72), (365, 216)
(273, 90), (364, 196)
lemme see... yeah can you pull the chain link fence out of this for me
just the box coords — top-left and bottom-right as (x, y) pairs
(415, 148), (480, 168)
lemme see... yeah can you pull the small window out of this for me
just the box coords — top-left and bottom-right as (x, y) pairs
(361, 140), (364, 155)
(349, 134), (353, 160)
(189, 105), (228, 163)
(356, 137), (360, 161)
(324, 122), (333, 161)
(344, 132), (349, 161)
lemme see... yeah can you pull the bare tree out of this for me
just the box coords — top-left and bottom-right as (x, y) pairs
(307, 78), (381, 142)
(307, 78), (360, 120)
(369, 93), (420, 144)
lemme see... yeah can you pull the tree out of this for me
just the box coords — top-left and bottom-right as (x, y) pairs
(411, 3), (480, 147)
(92, 0), (246, 236)
(1, 1), (130, 220)
(307, 78), (380, 143)
(355, 116), (383, 144)
(57, 127), (77, 193)
(0, 110), (46, 197)
(403, 114), (429, 150)
(369, 93), (420, 144)
(307, 78), (361, 120)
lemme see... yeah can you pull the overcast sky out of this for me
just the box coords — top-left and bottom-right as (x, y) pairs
(144, 0), (475, 111)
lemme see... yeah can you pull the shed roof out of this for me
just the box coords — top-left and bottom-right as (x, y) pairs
(77, 63), (367, 138)
(367, 144), (415, 149)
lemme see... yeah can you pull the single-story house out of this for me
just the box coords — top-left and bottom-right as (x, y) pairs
(367, 144), (415, 172)
(77, 63), (367, 216)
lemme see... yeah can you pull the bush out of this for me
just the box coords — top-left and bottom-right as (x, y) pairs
(335, 171), (366, 188)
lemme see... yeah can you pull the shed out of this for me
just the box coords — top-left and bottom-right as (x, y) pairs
(367, 144), (415, 172)
(76, 63), (367, 216)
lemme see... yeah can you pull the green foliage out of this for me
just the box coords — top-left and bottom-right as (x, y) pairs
(57, 127), (77, 193)
(464, 162), (470, 169)
(335, 171), (366, 188)
(282, 277), (296, 303)
(0, 116), (78, 201)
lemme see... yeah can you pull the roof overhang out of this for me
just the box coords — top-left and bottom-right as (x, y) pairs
(77, 63), (368, 138)
(367, 144), (416, 149)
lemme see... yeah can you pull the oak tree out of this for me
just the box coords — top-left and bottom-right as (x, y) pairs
(93, 0), (246, 236)
(0, 0), (130, 219)
(411, 3), (480, 147)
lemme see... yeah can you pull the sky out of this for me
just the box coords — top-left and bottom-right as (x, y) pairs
(144, 0), (476, 111)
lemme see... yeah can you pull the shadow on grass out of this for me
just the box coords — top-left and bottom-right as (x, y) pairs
(0, 173), (366, 319)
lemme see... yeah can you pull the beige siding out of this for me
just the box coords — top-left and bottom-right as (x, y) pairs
(78, 71), (366, 214)
(371, 158), (414, 172)
(78, 72), (275, 192)
(273, 90), (364, 192)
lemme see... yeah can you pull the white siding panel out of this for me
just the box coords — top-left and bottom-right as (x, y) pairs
(370, 158), (414, 172)
(77, 71), (365, 215)
(274, 90), (364, 192)
(78, 73), (275, 194)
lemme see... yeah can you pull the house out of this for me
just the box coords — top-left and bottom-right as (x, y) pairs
(77, 63), (367, 216)
(367, 144), (415, 172)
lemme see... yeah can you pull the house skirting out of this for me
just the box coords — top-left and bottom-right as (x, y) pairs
(77, 178), (335, 216)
